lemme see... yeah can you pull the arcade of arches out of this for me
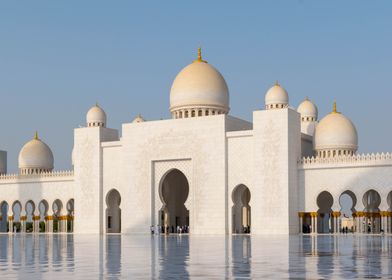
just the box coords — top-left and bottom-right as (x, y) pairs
(299, 190), (392, 234)
(0, 199), (74, 233)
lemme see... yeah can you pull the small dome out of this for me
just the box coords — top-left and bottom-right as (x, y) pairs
(170, 48), (229, 118)
(132, 114), (145, 123)
(314, 103), (358, 157)
(18, 132), (54, 174)
(86, 103), (106, 127)
(265, 81), (289, 109)
(298, 97), (318, 121)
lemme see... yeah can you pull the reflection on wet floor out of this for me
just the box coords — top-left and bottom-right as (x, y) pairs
(0, 234), (391, 279)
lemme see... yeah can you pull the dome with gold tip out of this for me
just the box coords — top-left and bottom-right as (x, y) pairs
(265, 81), (289, 110)
(169, 48), (229, 119)
(18, 132), (54, 175)
(314, 102), (358, 158)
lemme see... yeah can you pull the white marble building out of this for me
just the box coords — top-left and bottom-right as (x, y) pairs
(0, 49), (391, 235)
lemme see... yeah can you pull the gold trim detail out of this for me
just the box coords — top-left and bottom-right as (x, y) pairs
(45, 216), (53, 221)
(332, 101), (340, 114)
(193, 47), (207, 63)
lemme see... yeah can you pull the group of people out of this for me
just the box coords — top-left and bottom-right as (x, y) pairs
(150, 225), (190, 235)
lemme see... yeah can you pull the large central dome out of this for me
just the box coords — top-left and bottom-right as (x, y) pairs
(169, 48), (229, 118)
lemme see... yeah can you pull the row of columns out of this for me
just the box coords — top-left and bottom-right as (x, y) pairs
(173, 108), (225, 119)
(1, 215), (73, 233)
(299, 211), (392, 234)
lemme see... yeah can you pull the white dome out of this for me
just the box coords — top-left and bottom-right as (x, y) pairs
(132, 114), (145, 123)
(298, 97), (318, 120)
(86, 104), (106, 127)
(314, 103), (358, 155)
(265, 82), (289, 109)
(18, 132), (54, 173)
(169, 48), (229, 118)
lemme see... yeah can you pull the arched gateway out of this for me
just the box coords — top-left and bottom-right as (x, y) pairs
(232, 184), (251, 234)
(159, 169), (190, 234)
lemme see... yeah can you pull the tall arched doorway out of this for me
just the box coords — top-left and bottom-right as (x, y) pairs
(159, 169), (189, 234)
(106, 189), (121, 233)
(363, 189), (381, 233)
(339, 190), (357, 233)
(232, 184), (251, 234)
(317, 191), (333, 233)
(0, 201), (9, 232)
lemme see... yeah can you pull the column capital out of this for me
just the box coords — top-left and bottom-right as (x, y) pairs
(298, 212), (305, 218)
(356, 211), (364, 217)
(310, 212), (318, 217)
(332, 211), (341, 217)
(20, 216), (27, 221)
(8, 216), (14, 221)
(45, 215), (53, 221)
(33, 216), (40, 221)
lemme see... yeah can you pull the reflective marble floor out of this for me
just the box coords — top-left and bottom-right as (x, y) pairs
(0, 234), (391, 279)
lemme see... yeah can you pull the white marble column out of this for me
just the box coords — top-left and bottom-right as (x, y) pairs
(311, 214), (315, 234)
(8, 216), (14, 233)
(21, 216), (27, 233)
(46, 214), (53, 233)
(33, 215), (40, 233)
(299, 213), (304, 234)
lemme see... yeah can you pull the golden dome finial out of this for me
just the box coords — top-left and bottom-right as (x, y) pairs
(305, 96), (309, 101)
(34, 131), (39, 140)
(194, 47), (207, 63)
(333, 101), (337, 113)
(275, 80), (280, 86)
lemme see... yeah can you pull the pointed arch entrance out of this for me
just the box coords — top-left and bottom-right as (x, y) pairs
(316, 191), (333, 233)
(232, 184), (251, 234)
(159, 169), (189, 234)
(106, 189), (121, 233)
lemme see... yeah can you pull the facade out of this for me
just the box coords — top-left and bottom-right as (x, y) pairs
(0, 49), (391, 235)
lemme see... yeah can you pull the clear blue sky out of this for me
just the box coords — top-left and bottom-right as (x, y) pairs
(0, 1), (391, 172)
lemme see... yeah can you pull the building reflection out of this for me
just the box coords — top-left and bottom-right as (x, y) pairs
(296, 235), (392, 279)
(0, 234), (74, 273)
(231, 235), (251, 279)
(105, 235), (121, 277)
(158, 235), (189, 279)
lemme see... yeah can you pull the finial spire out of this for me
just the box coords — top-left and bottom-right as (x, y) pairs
(95, 102), (99, 107)
(333, 101), (337, 113)
(193, 47), (207, 63)
(34, 131), (39, 140)
(275, 80), (280, 86)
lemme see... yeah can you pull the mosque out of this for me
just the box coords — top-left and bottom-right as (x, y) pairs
(0, 49), (391, 235)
